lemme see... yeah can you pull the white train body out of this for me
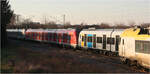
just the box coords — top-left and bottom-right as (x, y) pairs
(119, 28), (150, 69)
(78, 29), (124, 53)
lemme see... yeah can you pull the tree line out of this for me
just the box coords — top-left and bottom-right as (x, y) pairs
(7, 23), (132, 29)
(7, 22), (150, 30)
(1, 0), (13, 48)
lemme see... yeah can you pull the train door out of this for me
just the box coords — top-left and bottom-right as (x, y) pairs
(87, 34), (93, 48)
(115, 35), (120, 51)
(103, 35), (106, 49)
(59, 33), (62, 44)
(40, 32), (42, 41)
(93, 34), (96, 48)
(122, 39), (125, 56)
(84, 34), (87, 47)
(68, 34), (71, 44)
(81, 34), (84, 47)
(61, 34), (63, 44)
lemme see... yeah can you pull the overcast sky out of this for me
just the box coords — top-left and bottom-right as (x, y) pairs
(10, 0), (150, 25)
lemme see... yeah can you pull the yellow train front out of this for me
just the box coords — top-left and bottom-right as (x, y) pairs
(119, 27), (150, 69)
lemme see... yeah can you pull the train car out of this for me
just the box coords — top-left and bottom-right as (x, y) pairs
(29, 29), (81, 48)
(78, 28), (124, 54)
(25, 29), (44, 41)
(45, 29), (58, 43)
(67, 29), (81, 48)
(7, 29), (25, 39)
(55, 29), (81, 48)
(119, 27), (150, 69)
(56, 29), (65, 45)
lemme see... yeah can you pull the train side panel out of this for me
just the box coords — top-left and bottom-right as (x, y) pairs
(78, 29), (124, 53)
(119, 28), (150, 69)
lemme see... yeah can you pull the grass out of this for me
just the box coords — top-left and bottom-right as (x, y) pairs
(1, 46), (18, 72)
(1, 44), (101, 73)
(1, 39), (145, 73)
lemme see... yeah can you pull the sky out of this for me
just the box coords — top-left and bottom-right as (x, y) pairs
(10, 0), (150, 25)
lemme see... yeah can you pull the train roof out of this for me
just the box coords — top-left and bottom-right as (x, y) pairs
(26, 29), (44, 32)
(7, 29), (25, 32)
(80, 29), (125, 36)
(25, 29), (77, 34)
(82, 29), (125, 31)
(121, 28), (150, 39)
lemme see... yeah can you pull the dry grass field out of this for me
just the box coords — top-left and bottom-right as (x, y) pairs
(1, 39), (148, 73)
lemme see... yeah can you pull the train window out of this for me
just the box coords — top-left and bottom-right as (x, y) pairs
(56, 34), (58, 40)
(68, 35), (71, 40)
(111, 38), (115, 44)
(84, 34), (87, 46)
(138, 28), (149, 35)
(36, 33), (38, 37)
(52, 33), (54, 39)
(48, 33), (51, 40)
(135, 42), (141, 51)
(40, 33), (41, 37)
(93, 35), (96, 48)
(122, 39), (124, 45)
(63, 34), (65, 39)
(32, 33), (34, 36)
(87, 36), (92, 42)
(34, 33), (36, 36)
(66, 34), (68, 39)
(68, 35), (71, 43)
(145, 42), (150, 53)
(97, 37), (102, 43)
(135, 40), (150, 54)
(107, 38), (109, 44)
(82, 36), (84, 41)
(43, 33), (45, 37)
(51, 33), (53, 40)
(107, 37), (114, 44)
(119, 38), (121, 44)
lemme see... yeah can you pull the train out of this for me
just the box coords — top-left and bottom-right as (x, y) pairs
(7, 27), (150, 69)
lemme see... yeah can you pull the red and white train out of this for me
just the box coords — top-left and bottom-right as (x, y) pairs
(8, 29), (81, 48)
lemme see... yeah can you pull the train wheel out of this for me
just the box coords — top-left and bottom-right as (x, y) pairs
(121, 57), (127, 64)
(103, 51), (106, 55)
(99, 50), (102, 54)
(106, 52), (110, 56)
(130, 60), (137, 66)
(136, 63), (147, 72)
(126, 59), (132, 67)
(136, 62), (142, 69)
(101, 51), (104, 55)
(96, 50), (100, 54)
(108, 52), (111, 56)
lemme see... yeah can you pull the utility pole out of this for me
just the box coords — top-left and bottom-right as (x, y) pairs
(16, 14), (20, 25)
(45, 16), (47, 24)
(63, 14), (65, 25)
